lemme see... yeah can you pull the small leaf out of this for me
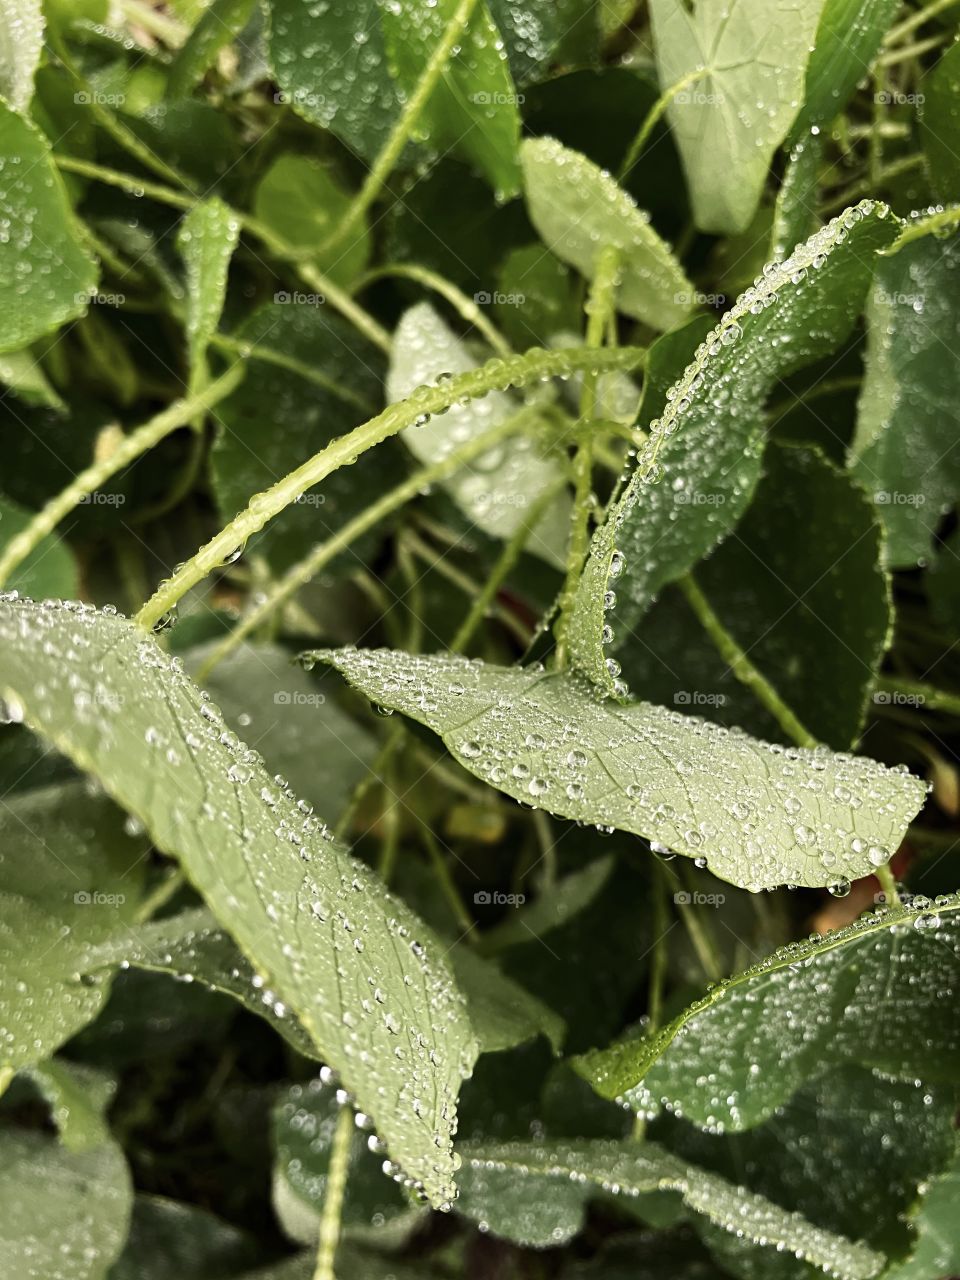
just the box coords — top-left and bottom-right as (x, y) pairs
(0, 347), (65, 409)
(884, 1147), (960, 1280)
(794, 0), (901, 134)
(315, 648), (927, 892)
(22, 1059), (115, 1153)
(575, 893), (960, 1131)
(0, 0), (43, 111)
(109, 1196), (259, 1280)
(849, 233), (960, 567)
(167, 0), (257, 100)
(451, 945), (565, 1055)
(0, 1127), (132, 1280)
(478, 856), (614, 952)
(0, 599), (478, 1207)
(568, 201), (898, 695)
(520, 137), (693, 330)
(387, 302), (571, 568)
(0, 495), (77, 598)
(650, 0), (825, 233)
(0, 103), (98, 352)
(176, 197), (240, 391)
(454, 1137), (883, 1279)
(920, 41), (960, 203)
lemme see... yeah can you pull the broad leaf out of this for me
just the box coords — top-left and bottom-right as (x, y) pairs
(794, 0), (901, 134)
(387, 302), (571, 568)
(176, 197), (240, 391)
(575, 892), (960, 1131)
(109, 1195), (259, 1280)
(454, 1137), (883, 1279)
(650, 0), (825, 234)
(315, 648), (927, 892)
(849, 232), (960, 567)
(0, 598), (478, 1207)
(0, 103), (98, 352)
(520, 137), (693, 330)
(568, 201), (898, 695)
(0, 0), (43, 111)
(0, 494), (77, 598)
(0, 1128), (131, 1280)
(885, 1147), (960, 1280)
(0, 784), (146, 1077)
(22, 1058), (115, 1153)
(920, 41), (960, 203)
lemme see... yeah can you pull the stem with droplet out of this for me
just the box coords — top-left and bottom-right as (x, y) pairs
(135, 345), (646, 633)
(313, 1104), (354, 1280)
(0, 364), (245, 591)
(356, 263), (512, 356)
(619, 67), (710, 179)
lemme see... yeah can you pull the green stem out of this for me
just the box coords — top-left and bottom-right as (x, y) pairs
(883, 0), (960, 46)
(619, 68), (709, 179)
(554, 246), (623, 668)
(677, 572), (818, 749)
(134, 869), (186, 923)
(405, 530), (531, 647)
(677, 865), (723, 983)
(421, 826), (476, 938)
(875, 674), (960, 717)
(878, 31), (951, 63)
(356, 262), (512, 356)
(312, 1104), (353, 1280)
(135, 345), (645, 632)
(209, 332), (373, 413)
(319, 0), (481, 257)
(0, 364), (244, 590)
(875, 862), (901, 907)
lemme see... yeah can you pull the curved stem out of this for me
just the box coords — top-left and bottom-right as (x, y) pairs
(319, 0), (481, 257)
(677, 571), (818, 749)
(0, 364), (244, 590)
(356, 262), (512, 356)
(312, 1104), (353, 1280)
(887, 204), (960, 252)
(883, 0), (960, 46)
(619, 68), (709, 179)
(136, 345), (645, 632)
(875, 674), (960, 717)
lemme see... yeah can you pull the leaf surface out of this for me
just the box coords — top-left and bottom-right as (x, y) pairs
(176, 197), (240, 389)
(0, 0), (43, 111)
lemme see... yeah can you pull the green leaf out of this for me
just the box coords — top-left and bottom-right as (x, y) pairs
(574, 892), (960, 1131)
(253, 154), (371, 286)
(454, 1137), (883, 1279)
(771, 136), (821, 261)
(109, 1195), (259, 1280)
(167, 0), (257, 100)
(478, 856), (614, 952)
(495, 244), (581, 347)
(0, 599), (478, 1207)
(0, 103), (98, 352)
(884, 1146), (960, 1280)
(0, 495), (77, 598)
(0, 783), (146, 1077)
(176, 197), (240, 392)
(451, 944), (565, 1054)
(616, 444), (892, 750)
(381, 0), (522, 199)
(387, 302), (571, 568)
(0, 0), (43, 111)
(849, 232), (960, 567)
(314, 648), (927, 892)
(794, 0), (901, 134)
(520, 137), (693, 330)
(568, 201), (899, 696)
(21, 1059), (116, 1153)
(0, 1128), (132, 1280)
(650, 0), (825, 234)
(920, 41), (960, 203)
(0, 347), (65, 409)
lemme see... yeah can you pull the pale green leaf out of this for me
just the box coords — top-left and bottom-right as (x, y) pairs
(387, 302), (571, 568)
(454, 1137), (883, 1279)
(575, 893), (960, 1131)
(0, 783), (146, 1077)
(0, 0), (43, 111)
(0, 599), (478, 1207)
(568, 201), (898, 695)
(849, 233), (960, 567)
(176, 197), (240, 390)
(0, 1128), (131, 1280)
(314, 648), (927, 892)
(0, 347), (65, 409)
(0, 103), (98, 352)
(0, 495), (77, 598)
(650, 0), (825, 234)
(520, 137), (693, 330)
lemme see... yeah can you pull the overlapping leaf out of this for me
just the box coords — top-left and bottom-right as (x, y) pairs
(176, 197), (240, 392)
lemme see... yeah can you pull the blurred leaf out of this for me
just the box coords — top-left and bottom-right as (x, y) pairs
(0, 0), (43, 110)
(520, 137), (693, 329)
(884, 1145), (960, 1280)
(650, 0), (824, 234)
(109, 1195), (260, 1280)
(176, 197), (240, 392)
(387, 302), (571, 567)
(0, 599), (479, 1207)
(0, 348), (64, 409)
(22, 1058), (115, 1152)
(315, 648), (927, 891)
(920, 41), (960, 203)
(495, 244), (580, 347)
(451, 943), (565, 1054)
(0, 103), (98, 352)
(575, 893), (960, 1131)
(0, 494), (77, 598)
(849, 233), (960, 567)
(167, 0), (258, 100)
(772, 137), (821, 261)
(569, 201), (898, 695)
(479, 855), (614, 951)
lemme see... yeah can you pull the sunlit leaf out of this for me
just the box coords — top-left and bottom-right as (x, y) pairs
(0, 0), (43, 111)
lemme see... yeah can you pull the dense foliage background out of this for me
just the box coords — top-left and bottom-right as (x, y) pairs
(1, 0), (960, 1277)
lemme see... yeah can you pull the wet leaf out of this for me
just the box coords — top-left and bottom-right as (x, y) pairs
(109, 1195), (259, 1280)
(176, 197), (240, 391)
(0, 0), (43, 111)
(167, 0), (258, 100)
(0, 598), (478, 1207)
(884, 1146), (960, 1280)
(795, 0), (901, 134)
(0, 495), (77, 598)
(920, 40), (960, 203)
(22, 1059), (116, 1153)
(520, 137), (693, 330)
(314, 648), (927, 892)
(575, 892), (960, 1131)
